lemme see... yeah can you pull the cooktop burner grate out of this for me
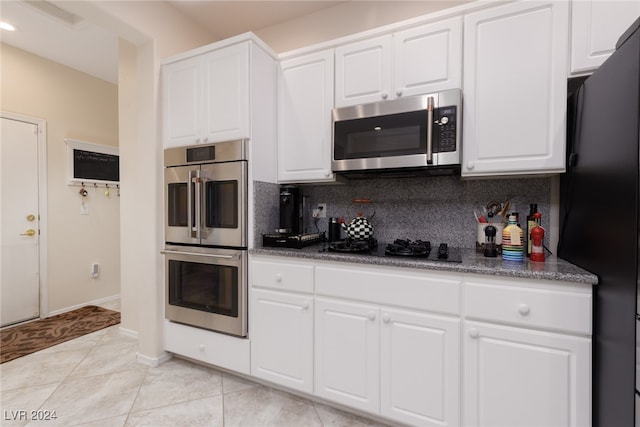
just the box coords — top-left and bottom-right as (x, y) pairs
(385, 239), (432, 257)
(328, 238), (378, 253)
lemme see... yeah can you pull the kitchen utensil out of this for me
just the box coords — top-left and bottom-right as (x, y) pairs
(342, 199), (375, 240)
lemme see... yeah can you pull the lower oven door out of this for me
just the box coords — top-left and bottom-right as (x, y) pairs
(162, 245), (247, 337)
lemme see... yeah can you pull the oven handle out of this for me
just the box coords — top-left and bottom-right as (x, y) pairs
(160, 249), (239, 260)
(426, 96), (434, 165)
(194, 169), (202, 241)
(187, 169), (195, 239)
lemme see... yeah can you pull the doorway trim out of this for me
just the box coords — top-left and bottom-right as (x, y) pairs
(2, 111), (48, 319)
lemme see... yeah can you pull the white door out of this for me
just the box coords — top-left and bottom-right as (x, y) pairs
(462, 1), (569, 177)
(464, 321), (591, 427)
(380, 307), (461, 427)
(1, 117), (40, 326)
(201, 42), (250, 142)
(335, 35), (393, 107)
(393, 16), (463, 98)
(278, 50), (335, 182)
(314, 297), (380, 413)
(250, 288), (314, 393)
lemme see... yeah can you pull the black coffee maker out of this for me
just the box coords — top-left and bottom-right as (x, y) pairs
(277, 185), (302, 234)
(262, 186), (324, 248)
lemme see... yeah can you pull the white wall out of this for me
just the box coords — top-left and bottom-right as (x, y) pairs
(65, 0), (215, 361)
(0, 44), (120, 313)
(255, 1), (471, 53)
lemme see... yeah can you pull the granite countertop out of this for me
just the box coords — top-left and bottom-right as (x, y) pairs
(250, 243), (598, 285)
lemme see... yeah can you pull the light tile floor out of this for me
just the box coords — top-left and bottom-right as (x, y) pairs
(0, 311), (392, 426)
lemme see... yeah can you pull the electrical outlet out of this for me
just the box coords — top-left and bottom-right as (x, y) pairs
(317, 203), (327, 218)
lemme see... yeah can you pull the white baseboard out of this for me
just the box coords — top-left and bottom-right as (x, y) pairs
(137, 351), (172, 367)
(118, 326), (138, 339)
(46, 294), (121, 317)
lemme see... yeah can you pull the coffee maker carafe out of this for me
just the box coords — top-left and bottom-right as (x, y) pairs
(277, 186), (301, 234)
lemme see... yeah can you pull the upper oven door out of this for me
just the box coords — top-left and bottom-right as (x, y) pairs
(165, 164), (199, 245)
(165, 161), (247, 247)
(199, 160), (247, 248)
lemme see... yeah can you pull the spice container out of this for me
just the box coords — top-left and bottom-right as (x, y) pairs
(530, 225), (545, 262)
(483, 225), (498, 257)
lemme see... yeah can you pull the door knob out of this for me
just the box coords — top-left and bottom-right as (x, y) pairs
(20, 229), (36, 236)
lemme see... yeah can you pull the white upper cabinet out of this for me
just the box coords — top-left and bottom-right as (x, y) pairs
(393, 17), (463, 99)
(163, 56), (201, 148)
(462, 1), (569, 177)
(335, 35), (393, 107)
(163, 41), (251, 148)
(335, 17), (462, 108)
(571, 0), (640, 74)
(278, 50), (335, 183)
(200, 43), (250, 143)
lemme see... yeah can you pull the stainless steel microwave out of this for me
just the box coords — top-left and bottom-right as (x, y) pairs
(332, 89), (461, 175)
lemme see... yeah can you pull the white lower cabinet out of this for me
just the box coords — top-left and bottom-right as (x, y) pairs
(313, 261), (462, 427)
(314, 298), (461, 426)
(250, 288), (313, 393)
(164, 320), (250, 374)
(463, 275), (592, 427)
(314, 297), (380, 413)
(464, 321), (591, 427)
(249, 257), (314, 393)
(380, 307), (460, 427)
(248, 256), (592, 427)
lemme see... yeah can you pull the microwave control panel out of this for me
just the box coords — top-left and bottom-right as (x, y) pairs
(435, 106), (457, 153)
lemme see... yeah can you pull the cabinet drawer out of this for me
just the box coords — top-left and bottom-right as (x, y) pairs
(465, 280), (592, 335)
(316, 263), (461, 315)
(250, 257), (314, 293)
(164, 320), (250, 374)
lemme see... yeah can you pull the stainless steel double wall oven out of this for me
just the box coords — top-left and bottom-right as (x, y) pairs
(163, 139), (248, 337)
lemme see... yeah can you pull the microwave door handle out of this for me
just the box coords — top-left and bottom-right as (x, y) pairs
(426, 96), (434, 165)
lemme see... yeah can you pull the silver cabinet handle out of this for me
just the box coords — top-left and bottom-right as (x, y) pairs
(160, 249), (238, 260)
(426, 96), (434, 165)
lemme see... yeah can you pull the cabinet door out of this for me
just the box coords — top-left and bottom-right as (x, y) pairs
(314, 297), (379, 413)
(201, 42), (250, 143)
(464, 321), (591, 427)
(462, 1), (569, 177)
(250, 288), (313, 393)
(162, 56), (201, 148)
(381, 308), (460, 427)
(278, 50), (335, 183)
(393, 16), (463, 98)
(571, 0), (640, 74)
(335, 35), (393, 107)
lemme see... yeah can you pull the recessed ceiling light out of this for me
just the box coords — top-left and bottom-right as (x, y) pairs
(0, 21), (16, 31)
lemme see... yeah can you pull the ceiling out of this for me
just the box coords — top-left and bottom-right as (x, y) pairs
(0, 1), (348, 84)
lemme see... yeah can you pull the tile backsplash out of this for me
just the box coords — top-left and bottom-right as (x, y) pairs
(254, 176), (551, 249)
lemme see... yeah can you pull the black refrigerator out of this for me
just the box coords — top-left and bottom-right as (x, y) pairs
(558, 17), (640, 427)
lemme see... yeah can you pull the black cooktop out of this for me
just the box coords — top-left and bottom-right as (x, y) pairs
(326, 238), (462, 263)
